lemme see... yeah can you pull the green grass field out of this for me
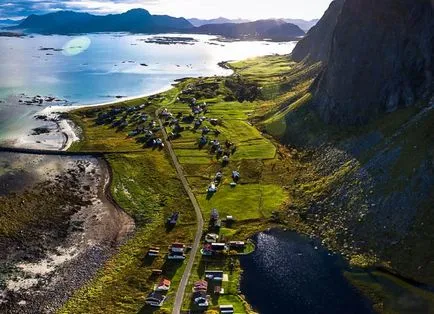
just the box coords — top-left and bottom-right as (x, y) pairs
(62, 54), (317, 314)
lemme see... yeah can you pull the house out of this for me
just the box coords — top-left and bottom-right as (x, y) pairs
(199, 136), (208, 146)
(226, 216), (234, 222)
(210, 208), (219, 221)
(193, 291), (209, 307)
(193, 280), (208, 292)
(205, 233), (219, 243)
(147, 247), (160, 257)
(229, 241), (246, 249)
(232, 171), (240, 182)
(208, 183), (217, 193)
(205, 270), (224, 281)
(145, 291), (166, 307)
(151, 269), (163, 276)
(168, 251), (186, 260)
(220, 305), (234, 314)
(155, 278), (171, 291)
(211, 243), (226, 251)
(170, 242), (185, 253)
(215, 172), (223, 182)
(210, 118), (219, 126)
(167, 212), (179, 225)
(170, 243), (185, 253)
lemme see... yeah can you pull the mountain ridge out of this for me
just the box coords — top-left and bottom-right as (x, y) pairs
(10, 9), (193, 34)
(194, 19), (305, 41)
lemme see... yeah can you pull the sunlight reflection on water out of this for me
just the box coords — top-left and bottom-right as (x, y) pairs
(62, 36), (91, 56)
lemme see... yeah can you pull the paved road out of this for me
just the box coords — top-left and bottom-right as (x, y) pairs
(156, 111), (205, 314)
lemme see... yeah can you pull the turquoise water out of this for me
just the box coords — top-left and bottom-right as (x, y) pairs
(0, 33), (296, 105)
(0, 33), (295, 142)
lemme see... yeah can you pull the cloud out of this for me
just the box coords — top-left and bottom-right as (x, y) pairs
(0, 0), (158, 18)
(0, 0), (333, 20)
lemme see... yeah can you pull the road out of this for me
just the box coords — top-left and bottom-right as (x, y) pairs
(156, 111), (205, 314)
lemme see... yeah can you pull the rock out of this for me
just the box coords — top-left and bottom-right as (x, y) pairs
(310, 0), (434, 125)
(292, 0), (345, 63)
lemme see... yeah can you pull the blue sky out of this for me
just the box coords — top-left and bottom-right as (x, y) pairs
(0, 0), (333, 20)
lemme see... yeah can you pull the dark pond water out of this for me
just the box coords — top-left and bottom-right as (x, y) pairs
(240, 229), (374, 314)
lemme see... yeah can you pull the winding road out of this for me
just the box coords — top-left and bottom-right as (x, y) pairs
(156, 111), (205, 314)
(1, 108), (205, 313)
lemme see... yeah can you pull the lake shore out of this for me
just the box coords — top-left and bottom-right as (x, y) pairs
(0, 155), (135, 313)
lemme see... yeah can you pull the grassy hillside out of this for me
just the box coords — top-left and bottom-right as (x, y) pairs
(61, 54), (434, 313)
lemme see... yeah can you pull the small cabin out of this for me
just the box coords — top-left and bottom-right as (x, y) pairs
(193, 291), (209, 307)
(151, 269), (163, 276)
(147, 247), (160, 257)
(145, 291), (166, 307)
(205, 233), (219, 243)
(205, 270), (224, 281)
(193, 280), (208, 292)
(210, 208), (219, 221)
(156, 278), (171, 291)
(167, 212), (179, 225)
(220, 305), (234, 314)
(170, 243), (186, 253)
(211, 243), (226, 251)
(229, 241), (246, 249)
(168, 251), (186, 260)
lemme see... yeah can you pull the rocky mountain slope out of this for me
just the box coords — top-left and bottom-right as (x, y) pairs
(263, 0), (434, 290)
(291, 0), (345, 63)
(312, 0), (434, 125)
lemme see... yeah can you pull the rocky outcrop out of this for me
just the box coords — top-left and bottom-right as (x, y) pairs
(311, 0), (434, 125)
(291, 0), (345, 63)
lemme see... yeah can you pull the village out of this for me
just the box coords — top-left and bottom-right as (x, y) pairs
(134, 93), (255, 313)
(66, 59), (290, 313)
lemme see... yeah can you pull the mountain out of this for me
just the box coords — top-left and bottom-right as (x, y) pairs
(0, 19), (23, 26)
(271, 0), (434, 288)
(10, 9), (193, 34)
(291, 0), (345, 63)
(195, 19), (305, 41)
(309, 0), (434, 125)
(188, 17), (250, 27)
(283, 18), (319, 31)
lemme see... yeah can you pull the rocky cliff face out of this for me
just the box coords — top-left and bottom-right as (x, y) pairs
(291, 0), (345, 63)
(311, 0), (434, 125)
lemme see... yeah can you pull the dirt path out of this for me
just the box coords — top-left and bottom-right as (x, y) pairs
(156, 110), (205, 314)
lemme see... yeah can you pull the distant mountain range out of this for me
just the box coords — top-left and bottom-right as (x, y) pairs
(284, 19), (319, 32)
(189, 17), (318, 31)
(8, 9), (193, 34)
(195, 19), (305, 41)
(0, 19), (23, 26)
(7, 9), (307, 41)
(188, 17), (250, 27)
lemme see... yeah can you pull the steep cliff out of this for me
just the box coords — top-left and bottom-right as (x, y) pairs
(312, 0), (434, 125)
(291, 0), (345, 63)
(261, 0), (434, 292)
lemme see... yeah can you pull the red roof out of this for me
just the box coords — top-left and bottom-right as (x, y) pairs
(159, 279), (171, 286)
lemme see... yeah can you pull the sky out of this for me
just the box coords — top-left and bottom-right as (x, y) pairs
(0, 0), (333, 21)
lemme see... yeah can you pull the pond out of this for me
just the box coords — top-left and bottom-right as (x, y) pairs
(240, 229), (374, 314)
